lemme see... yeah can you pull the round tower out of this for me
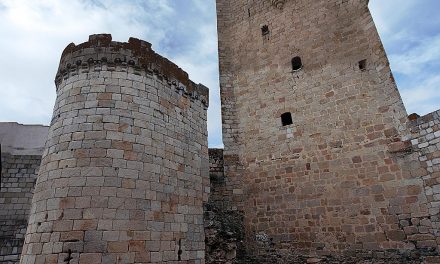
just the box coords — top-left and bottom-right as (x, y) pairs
(20, 34), (209, 264)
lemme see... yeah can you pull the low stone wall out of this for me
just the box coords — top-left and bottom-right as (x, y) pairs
(208, 149), (227, 208)
(204, 202), (244, 264)
(206, 149), (245, 264)
(0, 153), (40, 263)
(408, 110), (440, 247)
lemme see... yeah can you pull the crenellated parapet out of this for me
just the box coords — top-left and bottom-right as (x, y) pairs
(55, 34), (209, 108)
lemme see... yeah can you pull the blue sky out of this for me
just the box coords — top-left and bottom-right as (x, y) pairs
(0, 0), (438, 148)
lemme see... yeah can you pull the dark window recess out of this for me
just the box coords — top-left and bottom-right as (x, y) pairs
(261, 25), (269, 36)
(178, 239), (182, 261)
(359, 59), (367, 71)
(64, 249), (73, 263)
(281, 112), (293, 126)
(291, 56), (303, 71)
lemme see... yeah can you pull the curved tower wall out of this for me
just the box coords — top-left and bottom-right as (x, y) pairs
(20, 34), (209, 264)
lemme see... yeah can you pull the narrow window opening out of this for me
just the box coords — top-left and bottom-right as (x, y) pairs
(178, 239), (182, 260)
(281, 112), (293, 126)
(64, 249), (73, 263)
(359, 59), (367, 71)
(248, 8), (251, 17)
(261, 25), (269, 36)
(291, 56), (303, 71)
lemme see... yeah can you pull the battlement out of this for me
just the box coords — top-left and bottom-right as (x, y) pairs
(55, 34), (209, 108)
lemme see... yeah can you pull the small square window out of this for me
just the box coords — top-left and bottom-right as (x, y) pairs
(281, 112), (293, 126)
(291, 56), (303, 71)
(261, 25), (269, 36)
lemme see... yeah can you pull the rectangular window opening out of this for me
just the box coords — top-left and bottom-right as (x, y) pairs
(261, 25), (269, 36)
(281, 112), (293, 126)
(359, 59), (367, 71)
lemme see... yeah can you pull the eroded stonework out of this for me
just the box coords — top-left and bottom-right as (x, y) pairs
(0, 1), (439, 264)
(19, 34), (209, 264)
(216, 0), (440, 262)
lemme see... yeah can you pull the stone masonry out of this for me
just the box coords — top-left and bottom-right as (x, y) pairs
(0, 123), (48, 263)
(1, 154), (41, 263)
(0, 1), (439, 263)
(216, 0), (440, 261)
(19, 34), (209, 264)
(405, 111), (440, 247)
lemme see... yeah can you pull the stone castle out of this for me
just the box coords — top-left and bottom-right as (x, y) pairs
(1, 0), (440, 263)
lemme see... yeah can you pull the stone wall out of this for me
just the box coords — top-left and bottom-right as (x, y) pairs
(409, 110), (440, 209)
(216, 0), (439, 260)
(205, 149), (245, 264)
(205, 130), (440, 264)
(20, 34), (209, 264)
(208, 149), (227, 207)
(407, 110), (440, 248)
(0, 123), (47, 263)
(0, 154), (40, 263)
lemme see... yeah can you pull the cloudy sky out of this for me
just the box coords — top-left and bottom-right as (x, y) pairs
(0, 0), (438, 148)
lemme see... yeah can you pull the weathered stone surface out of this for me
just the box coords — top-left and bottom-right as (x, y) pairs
(0, 154), (41, 263)
(216, 0), (440, 261)
(0, 1), (439, 263)
(18, 34), (209, 264)
(204, 202), (244, 264)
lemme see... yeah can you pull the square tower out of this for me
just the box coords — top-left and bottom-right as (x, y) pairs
(217, 0), (438, 259)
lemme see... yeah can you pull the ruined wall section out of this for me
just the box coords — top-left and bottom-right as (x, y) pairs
(205, 149), (245, 264)
(207, 149), (226, 206)
(20, 34), (209, 264)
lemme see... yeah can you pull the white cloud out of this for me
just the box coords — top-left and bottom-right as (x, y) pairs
(389, 36), (440, 75)
(400, 75), (440, 115)
(369, 0), (417, 37)
(0, 0), (223, 146)
(370, 0), (440, 116)
(0, 0), (149, 123)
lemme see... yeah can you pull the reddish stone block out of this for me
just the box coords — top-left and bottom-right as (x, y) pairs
(135, 251), (151, 262)
(129, 240), (145, 252)
(108, 241), (129, 253)
(60, 231), (84, 242)
(79, 253), (102, 263)
(426, 256), (440, 264)
(97, 93), (112, 100)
